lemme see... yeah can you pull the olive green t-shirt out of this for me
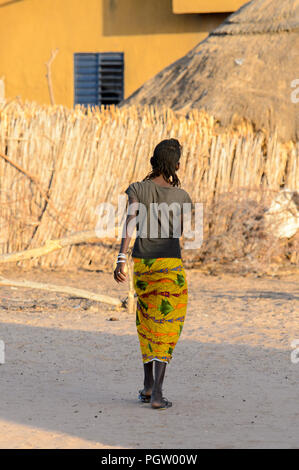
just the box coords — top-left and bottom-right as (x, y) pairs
(125, 179), (192, 259)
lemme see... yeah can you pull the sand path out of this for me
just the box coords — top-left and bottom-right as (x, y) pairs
(0, 268), (298, 449)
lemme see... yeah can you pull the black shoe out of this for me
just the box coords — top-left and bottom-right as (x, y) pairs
(138, 390), (151, 403)
(151, 397), (172, 409)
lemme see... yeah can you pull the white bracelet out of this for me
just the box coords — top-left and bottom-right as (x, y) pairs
(117, 253), (127, 259)
(117, 259), (126, 263)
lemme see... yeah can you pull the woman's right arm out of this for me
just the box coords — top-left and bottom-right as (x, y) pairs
(113, 196), (138, 283)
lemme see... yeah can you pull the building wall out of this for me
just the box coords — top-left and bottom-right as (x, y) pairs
(0, 0), (242, 108)
(172, 0), (245, 13)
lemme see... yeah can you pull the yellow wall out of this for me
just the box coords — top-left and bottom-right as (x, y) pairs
(0, 0), (238, 107)
(172, 0), (245, 13)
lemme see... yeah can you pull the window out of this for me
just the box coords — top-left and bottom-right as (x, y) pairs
(74, 52), (124, 107)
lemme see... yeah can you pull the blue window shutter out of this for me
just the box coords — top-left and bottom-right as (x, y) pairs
(74, 53), (99, 106)
(74, 52), (124, 107)
(98, 52), (124, 105)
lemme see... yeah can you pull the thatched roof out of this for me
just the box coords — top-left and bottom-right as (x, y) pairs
(122, 0), (299, 142)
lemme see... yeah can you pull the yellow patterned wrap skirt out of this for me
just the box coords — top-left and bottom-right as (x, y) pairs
(133, 257), (188, 364)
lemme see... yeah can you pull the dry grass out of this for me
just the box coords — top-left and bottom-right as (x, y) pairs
(183, 189), (299, 275)
(0, 99), (298, 275)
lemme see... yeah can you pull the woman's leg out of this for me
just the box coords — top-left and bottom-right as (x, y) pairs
(151, 361), (172, 408)
(141, 361), (154, 396)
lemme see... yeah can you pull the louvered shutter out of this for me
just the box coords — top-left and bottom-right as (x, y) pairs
(74, 52), (124, 107)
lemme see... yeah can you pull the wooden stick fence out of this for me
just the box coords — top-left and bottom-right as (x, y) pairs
(0, 99), (298, 272)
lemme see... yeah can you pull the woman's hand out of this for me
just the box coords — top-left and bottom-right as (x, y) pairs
(113, 262), (127, 283)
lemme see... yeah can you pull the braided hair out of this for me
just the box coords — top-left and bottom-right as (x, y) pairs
(143, 138), (182, 187)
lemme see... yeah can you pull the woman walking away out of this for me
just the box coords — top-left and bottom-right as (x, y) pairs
(114, 139), (192, 410)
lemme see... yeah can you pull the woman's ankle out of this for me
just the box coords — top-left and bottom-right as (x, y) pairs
(151, 387), (162, 400)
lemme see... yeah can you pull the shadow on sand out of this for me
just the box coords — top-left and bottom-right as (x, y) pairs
(0, 320), (298, 448)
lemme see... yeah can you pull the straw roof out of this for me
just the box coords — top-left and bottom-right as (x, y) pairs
(122, 0), (299, 141)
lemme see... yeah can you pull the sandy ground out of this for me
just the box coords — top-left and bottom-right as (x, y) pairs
(0, 266), (298, 449)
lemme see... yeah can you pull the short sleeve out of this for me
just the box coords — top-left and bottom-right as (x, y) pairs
(125, 182), (139, 201)
(183, 191), (193, 211)
(184, 192), (192, 205)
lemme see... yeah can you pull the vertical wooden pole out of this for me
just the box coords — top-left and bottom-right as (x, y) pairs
(45, 49), (59, 105)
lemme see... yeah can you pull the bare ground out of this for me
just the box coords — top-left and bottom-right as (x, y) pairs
(0, 267), (298, 449)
